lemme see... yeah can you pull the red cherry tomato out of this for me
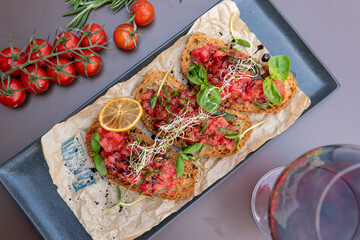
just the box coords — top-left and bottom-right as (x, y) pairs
(25, 39), (53, 67)
(53, 32), (80, 59)
(130, 0), (155, 26)
(113, 24), (138, 50)
(74, 50), (101, 77)
(47, 58), (76, 85)
(0, 78), (26, 107)
(20, 66), (50, 94)
(0, 47), (26, 76)
(80, 23), (107, 51)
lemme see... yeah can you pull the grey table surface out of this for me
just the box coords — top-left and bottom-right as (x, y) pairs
(0, 0), (359, 239)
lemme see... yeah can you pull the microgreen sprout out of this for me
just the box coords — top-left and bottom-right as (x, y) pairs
(106, 186), (147, 209)
(225, 121), (265, 150)
(229, 12), (251, 48)
(151, 66), (174, 109)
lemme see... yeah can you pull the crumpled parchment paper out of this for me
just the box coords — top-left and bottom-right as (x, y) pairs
(41, 1), (311, 239)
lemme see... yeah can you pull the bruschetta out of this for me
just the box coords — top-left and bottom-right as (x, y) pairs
(135, 71), (253, 158)
(181, 33), (297, 113)
(86, 118), (199, 200)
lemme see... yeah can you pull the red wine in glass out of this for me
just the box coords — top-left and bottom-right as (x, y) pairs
(252, 145), (360, 240)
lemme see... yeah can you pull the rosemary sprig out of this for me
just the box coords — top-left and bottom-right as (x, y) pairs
(63, 0), (135, 30)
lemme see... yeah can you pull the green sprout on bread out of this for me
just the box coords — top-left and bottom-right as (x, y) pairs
(225, 121), (265, 150)
(229, 12), (251, 48)
(150, 66), (174, 109)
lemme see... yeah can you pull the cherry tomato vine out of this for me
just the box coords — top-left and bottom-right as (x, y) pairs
(0, 23), (108, 108)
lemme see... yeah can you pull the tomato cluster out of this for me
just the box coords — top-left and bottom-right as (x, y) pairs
(113, 0), (155, 50)
(0, 23), (107, 108)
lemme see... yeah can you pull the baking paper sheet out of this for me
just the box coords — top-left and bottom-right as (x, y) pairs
(41, 1), (311, 239)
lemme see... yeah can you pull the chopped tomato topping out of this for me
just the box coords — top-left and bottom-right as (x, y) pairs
(141, 86), (236, 150)
(95, 127), (180, 196)
(191, 43), (286, 106)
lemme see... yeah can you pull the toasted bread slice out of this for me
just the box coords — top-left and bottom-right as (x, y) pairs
(135, 71), (253, 158)
(180, 33), (297, 114)
(86, 118), (199, 200)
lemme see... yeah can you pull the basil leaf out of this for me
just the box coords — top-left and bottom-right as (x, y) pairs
(263, 77), (282, 105)
(183, 143), (203, 154)
(147, 170), (163, 178)
(180, 98), (187, 104)
(162, 87), (171, 103)
(254, 99), (276, 109)
(224, 113), (235, 121)
(197, 85), (221, 113)
(94, 154), (107, 175)
(268, 55), (291, 82)
(180, 98), (195, 106)
(200, 119), (208, 133)
(150, 96), (158, 109)
(171, 91), (180, 97)
(181, 153), (189, 160)
(198, 143), (209, 159)
(254, 100), (269, 109)
(187, 64), (207, 85)
(91, 133), (101, 153)
(219, 128), (238, 135)
(225, 135), (240, 139)
(174, 155), (185, 179)
(158, 96), (166, 108)
(231, 38), (251, 48)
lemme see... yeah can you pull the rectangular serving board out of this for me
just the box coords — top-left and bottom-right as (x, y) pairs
(0, 0), (340, 239)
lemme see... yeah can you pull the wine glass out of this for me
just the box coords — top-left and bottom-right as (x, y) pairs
(251, 144), (360, 240)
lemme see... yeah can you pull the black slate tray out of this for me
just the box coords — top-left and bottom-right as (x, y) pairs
(0, 0), (340, 239)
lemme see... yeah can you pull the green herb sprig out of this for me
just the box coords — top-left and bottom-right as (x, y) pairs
(174, 143), (208, 179)
(106, 186), (147, 209)
(229, 12), (251, 48)
(263, 55), (291, 105)
(91, 133), (107, 175)
(225, 121), (264, 150)
(150, 66), (174, 109)
(187, 64), (221, 113)
(63, 0), (135, 30)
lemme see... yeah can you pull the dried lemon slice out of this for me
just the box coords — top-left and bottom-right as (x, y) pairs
(98, 97), (143, 132)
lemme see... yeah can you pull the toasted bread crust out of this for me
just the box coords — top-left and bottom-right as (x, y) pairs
(135, 71), (253, 158)
(180, 33), (297, 114)
(86, 118), (199, 200)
